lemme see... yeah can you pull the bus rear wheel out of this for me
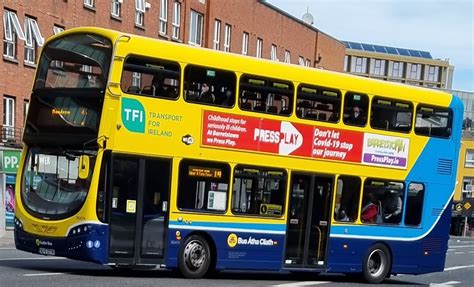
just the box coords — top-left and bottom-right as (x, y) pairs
(362, 243), (391, 284)
(179, 235), (211, 279)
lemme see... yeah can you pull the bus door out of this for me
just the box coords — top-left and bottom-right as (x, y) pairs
(108, 156), (171, 265)
(284, 173), (333, 269)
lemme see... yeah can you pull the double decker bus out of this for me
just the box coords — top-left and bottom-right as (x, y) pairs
(15, 27), (463, 283)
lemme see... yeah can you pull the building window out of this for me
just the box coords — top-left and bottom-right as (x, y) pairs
(284, 50), (290, 63)
(352, 57), (367, 73)
(24, 17), (44, 65)
(408, 63), (421, 80)
(466, 150), (474, 168)
(371, 59), (386, 76)
(3, 96), (15, 140)
(53, 25), (64, 35)
(189, 10), (203, 46)
(159, 0), (168, 35)
(223, 24), (231, 52)
(84, 0), (94, 8)
(256, 38), (262, 58)
(111, 0), (122, 18)
(135, 0), (146, 27)
(305, 59), (311, 67)
(3, 10), (25, 60)
(270, 44), (277, 61)
(344, 55), (349, 72)
(298, 56), (304, 66)
(171, 1), (180, 40)
(390, 61), (404, 78)
(462, 178), (473, 200)
(213, 19), (221, 50)
(132, 72), (141, 88)
(426, 65), (439, 82)
(242, 32), (249, 55)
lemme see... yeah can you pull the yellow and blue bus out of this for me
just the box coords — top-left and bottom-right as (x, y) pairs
(15, 27), (463, 283)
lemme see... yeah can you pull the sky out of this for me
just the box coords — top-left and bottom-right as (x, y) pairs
(268, 0), (474, 92)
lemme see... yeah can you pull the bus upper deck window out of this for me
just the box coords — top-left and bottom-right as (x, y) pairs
(370, 97), (413, 133)
(296, 84), (341, 123)
(414, 105), (452, 138)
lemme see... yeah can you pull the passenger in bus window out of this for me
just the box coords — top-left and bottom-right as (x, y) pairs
(361, 193), (379, 223)
(383, 191), (403, 223)
(198, 82), (215, 103)
(346, 105), (366, 125)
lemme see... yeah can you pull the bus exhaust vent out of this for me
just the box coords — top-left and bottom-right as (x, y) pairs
(422, 237), (444, 252)
(437, 159), (452, 175)
(431, 208), (444, 217)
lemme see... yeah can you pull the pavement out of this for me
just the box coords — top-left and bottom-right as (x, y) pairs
(0, 230), (14, 248)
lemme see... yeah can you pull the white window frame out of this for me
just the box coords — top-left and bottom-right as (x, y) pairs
(135, 0), (146, 27)
(305, 59), (311, 67)
(3, 96), (15, 140)
(159, 0), (168, 35)
(84, 0), (94, 8)
(3, 10), (26, 59)
(213, 19), (221, 50)
(24, 100), (29, 123)
(391, 61), (403, 78)
(189, 10), (203, 46)
(242, 32), (249, 55)
(298, 56), (304, 66)
(111, 0), (122, 18)
(172, 1), (181, 40)
(466, 150), (474, 168)
(256, 38), (262, 58)
(53, 25), (64, 35)
(223, 24), (231, 52)
(284, 50), (290, 63)
(270, 44), (277, 61)
(22, 17), (44, 64)
(132, 72), (141, 88)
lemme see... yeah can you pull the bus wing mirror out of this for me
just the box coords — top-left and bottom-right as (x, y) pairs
(79, 155), (90, 179)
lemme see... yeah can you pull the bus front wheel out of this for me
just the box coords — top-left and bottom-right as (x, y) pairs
(362, 243), (391, 284)
(179, 234), (211, 279)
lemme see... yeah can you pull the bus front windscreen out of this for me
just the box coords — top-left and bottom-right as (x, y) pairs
(21, 147), (97, 220)
(24, 33), (112, 146)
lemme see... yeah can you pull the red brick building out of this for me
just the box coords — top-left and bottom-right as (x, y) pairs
(1, 0), (345, 147)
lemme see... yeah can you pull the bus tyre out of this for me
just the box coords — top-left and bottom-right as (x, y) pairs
(362, 243), (391, 284)
(179, 235), (211, 279)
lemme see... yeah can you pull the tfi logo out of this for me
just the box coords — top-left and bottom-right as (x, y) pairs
(121, 98), (145, 133)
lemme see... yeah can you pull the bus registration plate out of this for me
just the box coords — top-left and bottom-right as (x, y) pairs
(39, 248), (55, 256)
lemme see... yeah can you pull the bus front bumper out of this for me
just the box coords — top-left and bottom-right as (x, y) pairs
(14, 220), (109, 264)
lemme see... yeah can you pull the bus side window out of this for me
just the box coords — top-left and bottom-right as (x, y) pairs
(239, 75), (293, 116)
(184, 64), (236, 107)
(177, 159), (230, 213)
(296, 85), (341, 123)
(361, 179), (405, 225)
(370, 97), (413, 133)
(405, 183), (424, 226)
(343, 92), (368, 127)
(232, 166), (286, 217)
(414, 106), (452, 138)
(334, 175), (361, 223)
(121, 56), (180, 99)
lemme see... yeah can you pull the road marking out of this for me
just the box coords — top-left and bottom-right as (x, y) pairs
(444, 265), (474, 271)
(447, 245), (474, 248)
(0, 257), (65, 261)
(447, 249), (455, 252)
(454, 252), (464, 255)
(0, 247), (15, 250)
(272, 281), (330, 287)
(469, 251), (474, 254)
(430, 281), (461, 286)
(23, 272), (65, 277)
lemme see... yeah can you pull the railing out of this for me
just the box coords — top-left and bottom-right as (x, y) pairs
(1, 126), (23, 148)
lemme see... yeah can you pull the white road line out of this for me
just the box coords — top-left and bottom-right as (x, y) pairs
(447, 249), (455, 252)
(454, 252), (464, 255)
(444, 265), (474, 271)
(0, 257), (65, 261)
(469, 251), (474, 254)
(447, 245), (474, 248)
(430, 281), (461, 286)
(0, 247), (16, 250)
(271, 282), (330, 287)
(23, 272), (65, 277)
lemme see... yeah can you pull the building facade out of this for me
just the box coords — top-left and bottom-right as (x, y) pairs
(343, 41), (454, 90)
(0, 0), (345, 237)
